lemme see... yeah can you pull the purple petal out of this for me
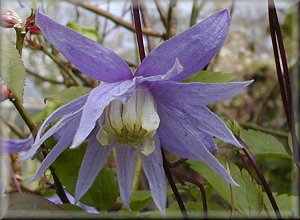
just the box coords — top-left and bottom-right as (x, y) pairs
(27, 119), (79, 182)
(135, 9), (230, 81)
(140, 136), (166, 214)
(115, 145), (135, 209)
(141, 58), (183, 82)
(35, 94), (87, 143)
(75, 135), (113, 202)
(36, 10), (133, 83)
(157, 103), (238, 185)
(1, 135), (33, 154)
(152, 83), (242, 147)
(19, 111), (82, 161)
(151, 80), (253, 106)
(71, 80), (136, 149)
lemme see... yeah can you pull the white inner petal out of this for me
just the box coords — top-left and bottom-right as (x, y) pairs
(97, 86), (160, 150)
(141, 89), (160, 133)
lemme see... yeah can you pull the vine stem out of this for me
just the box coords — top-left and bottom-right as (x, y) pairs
(237, 136), (281, 219)
(170, 169), (208, 219)
(162, 150), (189, 219)
(132, 1), (146, 62)
(5, 156), (22, 193)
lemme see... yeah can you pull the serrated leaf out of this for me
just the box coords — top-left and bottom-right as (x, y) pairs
(240, 129), (291, 159)
(129, 190), (153, 211)
(67, 22), (100, 42)
(1, 38), (26, 100)
(263, 193), (296, 217)
(52, 145), (118, 211)
(44, 86), (91, 104)
(188, 161), (264, 216)
(184, 70), (238, 83)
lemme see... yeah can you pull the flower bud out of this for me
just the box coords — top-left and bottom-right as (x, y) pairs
(0, 84), (10, 102)
(1, 9), (22, 28)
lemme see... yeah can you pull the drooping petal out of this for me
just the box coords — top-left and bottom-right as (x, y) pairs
(27, 119), (79, 182)
(135, 9), (230, 81)
(35, 94), (87, 143)
(75, 136), (113, 202)
(36, 10), (133, 83)
(70, 80), (136, 149)
(1, 135), (33, 154)
(19, 111), (81, 161)
(115, 146), (135, 209)
(140, 135), (166, 214)
(151, 80), (253, 106)
(152, 82), (244, 147)
(157, 103), (238, 185)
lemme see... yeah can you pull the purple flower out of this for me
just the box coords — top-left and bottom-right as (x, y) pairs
(1, 135), (33, 154)
(20, 8), (252, 214)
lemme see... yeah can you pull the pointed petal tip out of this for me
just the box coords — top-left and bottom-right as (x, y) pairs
(69, 144), (79, 149)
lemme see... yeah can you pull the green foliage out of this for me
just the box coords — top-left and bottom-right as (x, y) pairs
(129, 190), (153, 211)
(52, 145), (118, 211)
(1, 38), (26, 100)
(240, 129), (291, 159)
(263, 193), (296, 217)
(44, 86), (91, 105)
(184, 70), (238, 83)
(67, 22), (101, 42)
(188, 161), (264, 216)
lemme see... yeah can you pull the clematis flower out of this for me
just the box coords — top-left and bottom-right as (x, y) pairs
(19, 8), (252, 214)
(1, 135), (33, 154)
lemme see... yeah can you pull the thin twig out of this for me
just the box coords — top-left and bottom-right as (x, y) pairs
(64, 0), (164, 38)
(168, 157), (188, 168)
(237, 136), (282, 218)
(26, 68), (64, 85)
(0, 116), (26, 139)
(268, 0), (299, 167)
(166, 0), (177, 39)
(162, 150), (189, 219)
(140, 1), (156, 52)
(154, 0), (168, 29)
(132, 0), (146, 62)
(170, 169), (208, 219)
(5, 156), (23, 193)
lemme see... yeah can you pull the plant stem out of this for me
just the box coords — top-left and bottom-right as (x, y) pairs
(154, 0), (168, 29)
(237, 136), (282, 219)
(132, 1), (146, 62)
(64, 0), (164, 38)
(5, 156), (22, 193)
(140, 2), (155, 52)
(26, 68), (64, 85)
(162, 149), (189, 219)
(168, 157), (187, 168)
(170, 169), (208, 219)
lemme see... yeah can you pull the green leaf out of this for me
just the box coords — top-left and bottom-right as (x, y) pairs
(0, 193), (71, 218)
(67, 22), (100, 42)
(188, 161), (264, 216)
(263, 193), (296, 217)
(240, 129), (291, 159)
(52, 145), (118, 211)
(184, 70), (238, 83)
(129, 190), (153, 211)
(1, 38), (26, 100)
(44, 86), (91, 104)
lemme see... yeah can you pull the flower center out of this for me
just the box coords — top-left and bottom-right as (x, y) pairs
(96, 87), (160, 155)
